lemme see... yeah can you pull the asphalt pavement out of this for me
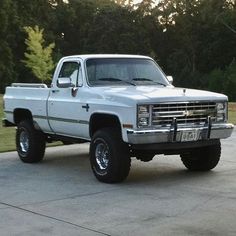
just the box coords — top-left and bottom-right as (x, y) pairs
(0, 130), (235, 236)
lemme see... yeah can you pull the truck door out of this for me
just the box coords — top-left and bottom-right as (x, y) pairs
(48, 59), (86, 137)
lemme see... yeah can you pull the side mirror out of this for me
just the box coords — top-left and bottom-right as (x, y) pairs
(57, 77), (73, 88)
(167, 76), (173, 84)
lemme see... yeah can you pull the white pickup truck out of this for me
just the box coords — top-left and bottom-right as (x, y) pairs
(3, 54), (234, 183)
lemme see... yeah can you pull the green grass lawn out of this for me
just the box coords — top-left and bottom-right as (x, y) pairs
(0, 94), (236, 153)
(229, 103), (236, 125)
(0, 94), (16, 152)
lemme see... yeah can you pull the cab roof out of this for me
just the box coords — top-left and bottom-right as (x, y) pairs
(61, 54), (152, 61)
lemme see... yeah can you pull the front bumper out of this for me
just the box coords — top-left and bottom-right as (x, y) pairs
(127, 123), (234, 144)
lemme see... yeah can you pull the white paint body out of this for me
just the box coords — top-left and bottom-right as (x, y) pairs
(3, 55), (231, 143)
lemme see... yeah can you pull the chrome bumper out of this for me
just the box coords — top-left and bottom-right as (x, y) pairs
(127, 123), (234, 144)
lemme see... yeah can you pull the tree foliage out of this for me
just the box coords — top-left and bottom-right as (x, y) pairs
(0, 0), (236, 100)
(22, 26), (55, 83)
(0, 0), (17, 92)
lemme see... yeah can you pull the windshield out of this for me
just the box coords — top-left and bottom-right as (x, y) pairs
(86, 58), (169, 86)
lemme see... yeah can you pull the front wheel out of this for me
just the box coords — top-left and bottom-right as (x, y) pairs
(16, 120), (46, 163)
(90, 128), (131, 183)
(180, 141), (221, 171)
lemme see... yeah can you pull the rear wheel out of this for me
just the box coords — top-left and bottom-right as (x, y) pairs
(90, 128), (131, 183)
(16, 120), (46, 163)
(180, 141), (221, 171)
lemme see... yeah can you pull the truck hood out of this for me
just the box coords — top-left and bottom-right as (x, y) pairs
(92, 85), (228, 105)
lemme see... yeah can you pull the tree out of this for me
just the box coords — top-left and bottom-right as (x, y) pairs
(53, 0), (98, 55)
(22, 26), (55, 83)
(208, 68), (225, 93)
(148, 0), (236, 96)
(0, 0), (16, 92)
(114, 0), (133, 6)
(1, 0), (236, 100)
(224, 59), (236, 101)
(136, 0), (155, 15)
(84, 2), (152, 55)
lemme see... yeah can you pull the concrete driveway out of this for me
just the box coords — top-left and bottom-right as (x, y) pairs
(0, 130), (235, 236)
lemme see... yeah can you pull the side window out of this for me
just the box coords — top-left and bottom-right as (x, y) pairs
(58, 62), (81, 87)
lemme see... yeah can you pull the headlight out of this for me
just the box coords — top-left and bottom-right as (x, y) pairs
(138, 105), (149, 114)
(216, 103), (225, 113)
(216, 102), (227, 122)
(138, 117), (149, 126)
(137, 105), (150, 127)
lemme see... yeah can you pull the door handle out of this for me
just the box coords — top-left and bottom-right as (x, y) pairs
(52, 89), (60, 93)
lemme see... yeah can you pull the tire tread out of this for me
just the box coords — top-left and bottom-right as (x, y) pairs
(180, 141), (221, 171)
(16, 120), (45, 163)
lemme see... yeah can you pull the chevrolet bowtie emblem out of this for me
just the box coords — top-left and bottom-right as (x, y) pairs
(183, 110), (191, 116)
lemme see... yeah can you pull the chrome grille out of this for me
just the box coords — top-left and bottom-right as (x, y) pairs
(152, 102), (217, 126)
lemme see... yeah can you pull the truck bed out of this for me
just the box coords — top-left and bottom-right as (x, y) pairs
(4, 84), (52, 133)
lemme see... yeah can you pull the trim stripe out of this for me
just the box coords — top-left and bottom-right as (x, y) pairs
(79, 120), (90, 125)
(33, 115), (89, 125)
(4, 112), (89, 125)
(4, 110), (13, 114)
(33, 115), (46, 119)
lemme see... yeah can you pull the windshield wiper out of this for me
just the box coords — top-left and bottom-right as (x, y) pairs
(98, 77), (121, 81)
(132, 78), (166, 86)
(98, 78), (136, 86)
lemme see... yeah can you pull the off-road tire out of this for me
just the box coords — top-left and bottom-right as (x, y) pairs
(16, 120), (46, 163)
(90, 128), (131, 183)
(180, 141), (221, 171)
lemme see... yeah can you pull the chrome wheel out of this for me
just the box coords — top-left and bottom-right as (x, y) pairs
(19, 130), (29, 153)
(16, 120), (46, 163)
(90, 128), (131, 183)
(95, 141), (109, 170)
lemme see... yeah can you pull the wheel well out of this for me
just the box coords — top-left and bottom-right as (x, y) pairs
(14, 109), (33, 124)
(89, 113), (121, 138)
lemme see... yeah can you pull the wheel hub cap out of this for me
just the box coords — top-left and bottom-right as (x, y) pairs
(19, 130), (29, 153)
(95, 143), (109, 170)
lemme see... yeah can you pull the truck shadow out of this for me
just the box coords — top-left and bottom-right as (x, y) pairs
(127, 165), (217, 185)
(41, 145), (218, 186)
